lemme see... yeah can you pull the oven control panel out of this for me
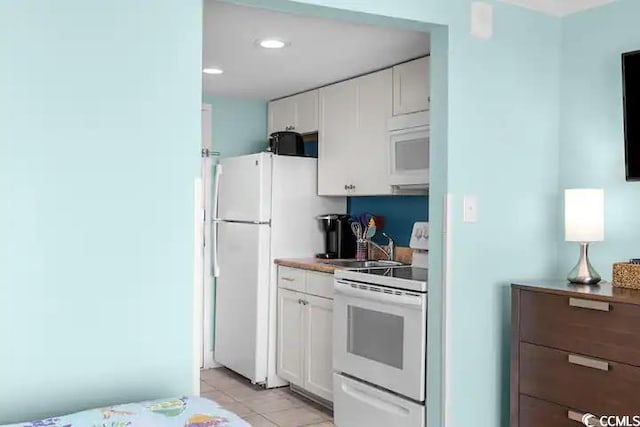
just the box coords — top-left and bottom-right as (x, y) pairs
(409, 221), (429, 251)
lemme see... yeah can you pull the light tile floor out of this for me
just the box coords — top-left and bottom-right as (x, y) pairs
(201, 368), (334, 427)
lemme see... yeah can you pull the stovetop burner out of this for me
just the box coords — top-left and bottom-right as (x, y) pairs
(352, 266), (428, 282)
(335, 265), (428, 293)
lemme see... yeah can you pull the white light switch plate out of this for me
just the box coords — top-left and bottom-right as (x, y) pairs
(463, 195), (478, 223)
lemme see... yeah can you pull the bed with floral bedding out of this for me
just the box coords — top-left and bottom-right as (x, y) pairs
(3, 396), (250, 427)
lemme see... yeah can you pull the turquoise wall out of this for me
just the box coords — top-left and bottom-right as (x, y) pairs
(559, 0), (640, 280)
(202, 94), (268, 156)
(348, 196), (428, 246)
(0, 0), (202, 423)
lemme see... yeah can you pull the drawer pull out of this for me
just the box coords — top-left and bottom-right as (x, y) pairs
(568, 354), (609, 371)
(567, 410), (585, 423)
(569, 297), (610, 312)
(568, 411), (601, 426)
(280, 277), (296, 282)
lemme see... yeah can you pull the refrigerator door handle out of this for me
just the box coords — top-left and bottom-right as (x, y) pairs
(212, 164), (222, 277)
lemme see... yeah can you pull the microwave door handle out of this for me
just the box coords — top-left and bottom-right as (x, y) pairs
(340, 382), (410, 417)
(334, 281), (423, 307)
(212, 164), (222, 277)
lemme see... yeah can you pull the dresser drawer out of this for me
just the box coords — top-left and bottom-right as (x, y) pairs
(520, 290), (640, 367)
(278, 266), (306, 292)
(519, 394), (588, 427)
(520, 342), (640, 415)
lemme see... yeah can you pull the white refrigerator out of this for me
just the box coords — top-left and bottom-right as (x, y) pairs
(212, 152), (346, 387)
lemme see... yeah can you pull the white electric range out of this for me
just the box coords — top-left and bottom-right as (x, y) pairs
(332, 222), (429, 427)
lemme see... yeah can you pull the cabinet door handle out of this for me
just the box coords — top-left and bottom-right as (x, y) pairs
(344, 184), (348, 190)
(281, 277), (295, 282)
(569, 298), (610, 312)
(568, 354), (610, 371)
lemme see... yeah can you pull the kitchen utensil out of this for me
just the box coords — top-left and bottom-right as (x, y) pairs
(359, 213), (374, 228)
(355, 239), (368, 261)
(366, 217), (377, 239)
(351, 222), (363, 240)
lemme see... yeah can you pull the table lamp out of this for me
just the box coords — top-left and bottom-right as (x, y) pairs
(565, 189), (604, 285)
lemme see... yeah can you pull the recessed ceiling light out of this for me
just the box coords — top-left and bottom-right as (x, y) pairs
(258, 39), (287, 49)
(203, 67), (223, 75)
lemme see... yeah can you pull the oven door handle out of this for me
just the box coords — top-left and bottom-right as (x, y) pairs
(334, 280), (424, 307)
(340, 381), (411, 416)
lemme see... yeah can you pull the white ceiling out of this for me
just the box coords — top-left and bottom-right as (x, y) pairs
(202, 1), (430, 100)
(499, 0), (615, 16)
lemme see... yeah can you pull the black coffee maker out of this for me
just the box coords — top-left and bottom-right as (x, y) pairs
(316, 214), (356, 259)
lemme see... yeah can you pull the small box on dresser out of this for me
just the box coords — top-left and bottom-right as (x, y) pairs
(511, 281), (640, 427)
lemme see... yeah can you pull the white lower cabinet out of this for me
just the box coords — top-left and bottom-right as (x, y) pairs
(277, 288), (305, 387)
(304, 294), (333, 401)
(277, 267), (334, 402)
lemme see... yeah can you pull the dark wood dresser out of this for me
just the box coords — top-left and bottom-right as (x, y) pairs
(511, 281), (640, 427)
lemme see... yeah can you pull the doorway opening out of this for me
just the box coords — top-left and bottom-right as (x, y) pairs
(195, 2), (447, 426)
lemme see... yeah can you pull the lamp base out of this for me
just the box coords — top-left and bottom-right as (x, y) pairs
(567, 242), (601, 285)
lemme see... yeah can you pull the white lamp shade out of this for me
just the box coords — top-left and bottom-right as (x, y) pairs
(564, 189), (604, 242)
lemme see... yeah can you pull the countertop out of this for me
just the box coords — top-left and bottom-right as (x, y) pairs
(275, 247), (414, 274)
(275, 258), (345, 274)
(512, 280), (640, 305)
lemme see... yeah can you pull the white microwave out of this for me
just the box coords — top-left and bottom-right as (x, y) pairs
(388, 111), (429, 189)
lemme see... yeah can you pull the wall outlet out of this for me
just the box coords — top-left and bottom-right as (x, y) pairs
(463, 195), (478, 223)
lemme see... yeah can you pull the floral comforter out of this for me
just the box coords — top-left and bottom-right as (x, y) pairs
(3, 397), (250, 427)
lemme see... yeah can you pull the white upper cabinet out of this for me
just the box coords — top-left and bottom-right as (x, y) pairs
(318, 78), (358, 196)
(318, 69), (393, 196)
(393, 56), (430, 116)
(268, 90), (319, 135)
(268, 97), (295, 135)
(293, 90), (319, 134)
(350, 68), (393, 195)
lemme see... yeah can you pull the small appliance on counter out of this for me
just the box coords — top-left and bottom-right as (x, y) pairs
(267, 131), (305, 156)
(332, 221), (429, 427)
(316, 214), (356, 259)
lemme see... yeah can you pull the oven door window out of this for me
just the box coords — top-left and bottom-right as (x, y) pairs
(347, 305), (404, 369)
